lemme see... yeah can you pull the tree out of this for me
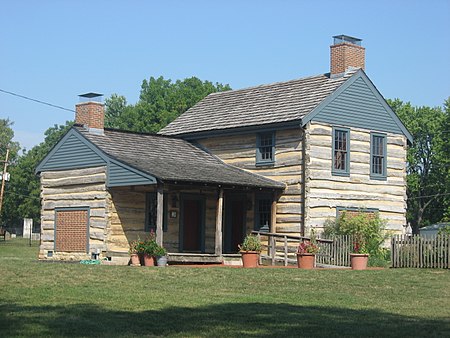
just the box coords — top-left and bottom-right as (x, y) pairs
(104, 94), (128, 129)
(389, 99), (449, 233)
(0, 118), (20, 164)
(1, 122), (72, 230)
(440, 98), (450, 220)
(105, 76), (231, 133)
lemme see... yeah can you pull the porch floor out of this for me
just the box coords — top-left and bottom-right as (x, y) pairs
(167, 253), (223, 264)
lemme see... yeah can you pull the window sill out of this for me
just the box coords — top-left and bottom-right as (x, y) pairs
(256, 161), (275, 167)
(370, 175), (387, 181)
(332, 171), (350, 177)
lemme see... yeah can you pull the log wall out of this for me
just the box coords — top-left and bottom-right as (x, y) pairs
(198, 128), (304, 234)
(304, 122), (407, 234)
(39, 166), (108, 260)
(107, 185), (225, 254)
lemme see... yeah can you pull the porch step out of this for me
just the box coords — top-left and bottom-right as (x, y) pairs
(168, 253), (223, 264)
(222, 254), (242, 266)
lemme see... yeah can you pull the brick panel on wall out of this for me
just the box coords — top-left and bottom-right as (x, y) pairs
(338, 209), (376, 220)
(55, 209), (88, 252)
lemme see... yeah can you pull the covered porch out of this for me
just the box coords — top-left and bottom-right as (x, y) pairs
(107, 181), (283, 264)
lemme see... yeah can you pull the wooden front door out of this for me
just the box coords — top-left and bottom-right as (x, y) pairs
(224, 194), (246, 253)
(181, 196), (205, 252)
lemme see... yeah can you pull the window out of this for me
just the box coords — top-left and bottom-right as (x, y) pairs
(256, 132), (275, 165)
(332, 127), (350, 175)
(145, 192), (168, 232)
(371, 133), (387, 179)
(255, 195), (272, 231)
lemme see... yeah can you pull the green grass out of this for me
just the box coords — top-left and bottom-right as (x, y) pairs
(1, 239), (449, 337)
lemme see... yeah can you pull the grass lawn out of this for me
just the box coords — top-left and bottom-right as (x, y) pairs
(1, 239), (449, 337)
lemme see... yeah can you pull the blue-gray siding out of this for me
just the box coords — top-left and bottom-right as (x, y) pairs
(37, 128), (157, 187)
(108, 161), (156, 187)
(313, 77), (403, 135)
(38, 133), (106, 171)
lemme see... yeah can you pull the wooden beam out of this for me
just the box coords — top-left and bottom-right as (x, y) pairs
(215, 188), (224, 256)
(271, 191), (277, 233)
(156, 184), (164, 246)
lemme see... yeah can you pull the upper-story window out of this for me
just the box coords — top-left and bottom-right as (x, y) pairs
(332, 127), (350, 176)
(256, 132), (275, 165)
(370, 133), (387, 179)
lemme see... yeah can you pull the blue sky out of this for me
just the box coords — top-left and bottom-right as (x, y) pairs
(1, 0), (449, 151)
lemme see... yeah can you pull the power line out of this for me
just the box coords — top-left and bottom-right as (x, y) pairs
(0, 88), (75, 113)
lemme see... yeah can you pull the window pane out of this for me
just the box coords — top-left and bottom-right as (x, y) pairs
(371, 135), (385, 176)
(257, 198), (271, 230)
(333, 130), (348, 171)
(146, 193), (157, 231)
(258, 132), (274, 163)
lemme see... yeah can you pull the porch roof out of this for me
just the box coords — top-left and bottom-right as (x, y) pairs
(75, 126), (285, 189)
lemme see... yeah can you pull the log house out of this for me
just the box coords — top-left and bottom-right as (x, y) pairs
(36, 35), (412, 263)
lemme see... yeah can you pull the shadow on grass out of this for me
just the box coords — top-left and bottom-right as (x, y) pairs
(1, 302), (448, 337)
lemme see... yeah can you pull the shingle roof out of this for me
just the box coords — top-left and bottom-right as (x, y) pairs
(75, 126), (284, 189)
(159, 71), (356, 136)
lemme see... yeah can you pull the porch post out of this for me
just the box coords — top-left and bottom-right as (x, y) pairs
(156, 184), (164, 246)
(215, 187), (224, 256)
(271, 191), (277, 233)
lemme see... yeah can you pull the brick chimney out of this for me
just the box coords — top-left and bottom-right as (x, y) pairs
(75, 93), (104, 134)
(330, 35), (365, 76)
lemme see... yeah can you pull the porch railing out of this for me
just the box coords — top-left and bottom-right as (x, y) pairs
(252, 231), (353, 267)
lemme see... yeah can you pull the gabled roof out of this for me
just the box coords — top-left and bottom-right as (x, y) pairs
(159, 69), (412, 143)
(159, 70), (357, 137)
(74, 126), (285, 189)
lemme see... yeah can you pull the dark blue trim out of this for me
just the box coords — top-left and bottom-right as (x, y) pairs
(36, 128), (107, 174)
(332, 127), (350, 176)
(107, 159), (157, 187)
(256, 131), (275, 166)
(37, 127), (158, 187)
(302, 69), (413, 144)
(370, 132), (387, 181)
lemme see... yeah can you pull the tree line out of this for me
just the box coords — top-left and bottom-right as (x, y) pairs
(0, 75), (448, 234)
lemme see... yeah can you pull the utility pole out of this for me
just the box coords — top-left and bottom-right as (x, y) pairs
(0, 148), (10, 214)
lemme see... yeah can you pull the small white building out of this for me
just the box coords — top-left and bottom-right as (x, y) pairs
(419, 223), (450, 238)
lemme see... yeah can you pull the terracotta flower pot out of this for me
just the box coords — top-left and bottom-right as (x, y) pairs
(241, 251), (259, 268)
(297, 253), (315, 269)
(350, 253), (369, 270)
(143, 253), (155, 267)
(130, 253), (140, 266)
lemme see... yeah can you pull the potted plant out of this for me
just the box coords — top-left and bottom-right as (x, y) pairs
(297, 239), (320, 269)
(350, 233), (369, 270)
(239, 234), (261, 268)
(142, 232), (157, 267)
(129, 239), (141, 266)
(154, 245), (168, 267)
